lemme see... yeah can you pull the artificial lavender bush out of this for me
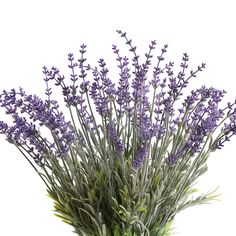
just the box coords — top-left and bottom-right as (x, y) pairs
(0, 30), (235, 236)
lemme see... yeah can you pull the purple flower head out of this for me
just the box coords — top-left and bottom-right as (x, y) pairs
(107, 119), (124, 154)
(0, 121), (8, 133)
(166, 153), (178, 166)
(98, 59), (116, 96)
(182, 87), (226, 153)
(0, 89), (78, 163)
(132, 145), (147, 169)
(131, 69), (148, 102)
(88, 60), (116, 118)
(228, 108), (236, 134)
(137, 104), (151, 141)
(90, 80), (109, 117)
(213, 108), (236, 150)
(1, 113), (48, 165)
(2, 31), (236, 177)
(42, 48), (96, 132)
(114, 51), (131, 117)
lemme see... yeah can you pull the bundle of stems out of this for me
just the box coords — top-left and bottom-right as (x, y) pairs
(1, 31), (235, 236)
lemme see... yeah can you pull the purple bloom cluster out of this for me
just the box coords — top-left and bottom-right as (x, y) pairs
(166, 153), (179, 166)
(213, 106), (236, 150)
(42, 45), (96, 131)
(132, 145), (147, 169)
(1, 30), (236, 171)
(107, 119), (124, 154)
(112, 45), (131, 117)
(167, 86), (227, 164)
(0, 88), (77, 165)
(226, 108), (236, 134)
(185, 87), (225, 152)
(89, 59), (116, 117)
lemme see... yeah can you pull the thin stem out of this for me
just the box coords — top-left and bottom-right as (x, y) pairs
(15, 145), (52, 191)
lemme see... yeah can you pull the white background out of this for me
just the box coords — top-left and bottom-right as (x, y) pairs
(0, 0), (236, 235)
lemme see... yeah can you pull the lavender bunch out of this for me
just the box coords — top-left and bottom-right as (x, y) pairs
(1, 31), (236, 236)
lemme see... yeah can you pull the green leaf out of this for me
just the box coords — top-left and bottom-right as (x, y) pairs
(154, 174), (161, 186)
(114, 225), (121, 236)
(138, 207), (147, 213)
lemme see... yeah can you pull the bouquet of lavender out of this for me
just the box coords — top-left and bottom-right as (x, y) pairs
(0, 30), (235, 236)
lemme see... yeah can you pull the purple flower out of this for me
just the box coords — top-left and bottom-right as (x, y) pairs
(183, 87), (226, 153)
(90, 80), (109, 117)
(166, 153), (178, 166)
(0, 121), (8, 133)
(0, 113), (48, 165)
(137, 101), (151, 141)
(98, 59), (116, 96)
(2, 31), (236, 174)
(89, 60), (116, 118)
(43, 47), (96, 132)
(0, 89), (78, 162)
(113, 46), (131, 117)
(213, 108), (236, 150)
(132, 145), (147, 169)
(107, 120), (124, 154)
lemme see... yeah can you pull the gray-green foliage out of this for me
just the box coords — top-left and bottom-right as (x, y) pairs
(40, 106), (219, 236)
(1, 31), (233, 236)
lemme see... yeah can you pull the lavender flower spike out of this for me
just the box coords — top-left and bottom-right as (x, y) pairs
(107, 119), (124, 154)
(1, 31), (236, 236)
(132, 145), (147, 169)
